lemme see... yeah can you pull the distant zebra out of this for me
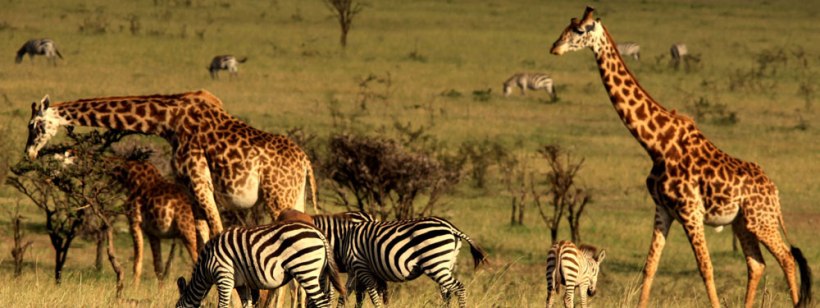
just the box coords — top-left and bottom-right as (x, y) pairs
(175, 222), (344, 308)
(208, 55), (247, 80)
(616, 42), (641, 61)
(311, 212), (385, 305)
(545, 241), (606, 308)
(669, 43), (688, 70)
(15, 39), (63, 66)
(503, 73), (557, 101)
(339, 216), (488, 308)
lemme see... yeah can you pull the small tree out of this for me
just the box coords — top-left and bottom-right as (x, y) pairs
(323, 0), (364, 48)
(7, 200), (34, 277)
(7, 129), (129, 296)
(532, 145), (592, 244)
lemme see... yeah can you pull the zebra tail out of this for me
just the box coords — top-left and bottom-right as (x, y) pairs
(55, 48), (64, 59)
(792, 246), (813, 307)
(455, 232), (488, 269)
(324, 239), (346, 297)
(237, 57), (248, 63)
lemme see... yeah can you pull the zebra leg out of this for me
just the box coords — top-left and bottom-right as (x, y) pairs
(237, 286), (254, 308)
(579, 283), (589, 308)
(291, 270), (330, 308)
(562, 285), (575, 308)
(215, 275), (236, 308)
(546, 286), (556, 308)
(357, 272), (385, 308)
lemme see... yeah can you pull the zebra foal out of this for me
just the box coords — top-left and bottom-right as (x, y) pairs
(175, 222), (345, 308)
(503, 73), (557, 101)
(15, 39), (63, 66)
(545, 241), (606, 308)
(339, 216), (488, 308)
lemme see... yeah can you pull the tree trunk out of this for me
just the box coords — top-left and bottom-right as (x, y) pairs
(95, 232), (105, 271)
(103, 224), (125, 298)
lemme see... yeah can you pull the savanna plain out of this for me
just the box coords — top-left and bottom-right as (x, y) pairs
(0, 0), (818, 307)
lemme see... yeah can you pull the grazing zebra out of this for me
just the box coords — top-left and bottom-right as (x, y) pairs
(15, 39), (63, 65)
(339, 216), (488, 308)
(503, 73), (557, 101)
(616, 42), (641, 61)
(175, 222), (345, 308)
(208, 55), (247, 80)
(311, 212), (385, 305)
(545, 241), (606, 308)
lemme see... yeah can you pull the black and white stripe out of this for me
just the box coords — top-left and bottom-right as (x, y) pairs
(670, 43), (688, 70)
(175, 222), (344, 308)
(503, 73), (556, 100)
(545, 241), (606, 308)
(616, 42), (641, 61)
(339, 216), (488, 308)
(208, 55), (247, 80)
(15, 39), (63, 65)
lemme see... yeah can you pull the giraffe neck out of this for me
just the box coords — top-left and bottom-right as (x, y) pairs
(594, 26), (679, 159)
(49, 91), (227, 138)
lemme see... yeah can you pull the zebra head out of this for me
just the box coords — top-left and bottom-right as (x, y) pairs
(550, 6), (603, 56)
(587, 249), (606, 297)
(176, 277), (201, 308)
(25, 95), (63, 160)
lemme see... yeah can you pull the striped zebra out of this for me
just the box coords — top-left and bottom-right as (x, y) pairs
(339, 216), (488, 308)
(503, 73), (557, 101)
(616, 42), (641, 61)
(208, 55), (247, 80)
(545, 241), (606, 308)
(311, 212), (386, 305)
(175, 222), (345, 308)
(15, 39), (63, 66)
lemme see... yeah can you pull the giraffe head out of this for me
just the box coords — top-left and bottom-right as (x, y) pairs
(550, 6), (604, 56)
(25, 95), (63, 160)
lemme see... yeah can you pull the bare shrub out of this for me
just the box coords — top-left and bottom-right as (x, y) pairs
(7, 200), (33, 277)
(459, 139), (509, 189)
(322, 133), (462, 220)
(533, 145), (592, 244)
(323, 0), (364, 48)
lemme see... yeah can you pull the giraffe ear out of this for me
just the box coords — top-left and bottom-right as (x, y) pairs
(39, 95), (51, 111)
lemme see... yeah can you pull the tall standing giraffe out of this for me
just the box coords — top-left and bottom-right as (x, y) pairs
(112, 156), (208, 285)
(24, 90), (318, 235)
(549, 7), (811, 308)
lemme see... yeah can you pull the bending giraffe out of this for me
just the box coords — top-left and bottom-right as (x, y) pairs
(24, 90), (319, 236)
(112, 155), (209, 285)
(549, 7), (811, 308)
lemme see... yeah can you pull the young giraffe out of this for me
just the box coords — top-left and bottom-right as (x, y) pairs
(24, 90), (318, 236)
(549, 7), (812, 308)
(112, 156), (208, 285)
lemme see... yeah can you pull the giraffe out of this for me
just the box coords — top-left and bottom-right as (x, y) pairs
(24, 90), (318, 236)
(112, 156), (208, 285)
(549, 7), (811, 308)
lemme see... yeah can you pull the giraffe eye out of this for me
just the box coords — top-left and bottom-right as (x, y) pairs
(572, 27), (585, 35)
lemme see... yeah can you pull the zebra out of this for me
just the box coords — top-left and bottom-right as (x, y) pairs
(669, 43), (701, 71)
(311, 212), (385, 305)
(502, 73), (557, 101)
(616, 42), (641, 61)
(175, 222), (345, 308)
(545, 241), (606, 308)
(338, 216), (488, 308)
(208, 55), (247, 80)
(15, 39), (63, 66)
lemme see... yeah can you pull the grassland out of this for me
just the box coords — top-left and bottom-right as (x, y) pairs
(0, 0), (818, 307)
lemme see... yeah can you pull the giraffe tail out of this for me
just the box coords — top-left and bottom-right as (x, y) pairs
(792, 246), (813, 307)
(306, 161), (319, 214)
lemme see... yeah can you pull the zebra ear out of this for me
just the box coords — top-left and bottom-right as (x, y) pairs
(596, 249), (606, 263)
(176, 276), (187, 294)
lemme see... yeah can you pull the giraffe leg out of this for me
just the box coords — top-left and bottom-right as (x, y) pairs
(732, 220), (765, 308)
(147, 235), (164, 281)
(681, 217), (720, 308)
(757, 228), (800, 305)
(128, 212), (144, 286)
(181, 226), (199, 263)
(638, 207), (673, 308)
(186, 161), (224, 235)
